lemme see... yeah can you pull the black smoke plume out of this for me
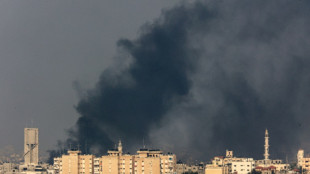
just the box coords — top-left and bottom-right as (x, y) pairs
(50, 0), (310, 163)
(49, 1), (210, 161)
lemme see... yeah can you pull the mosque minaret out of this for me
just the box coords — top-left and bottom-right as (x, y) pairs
(264, 129), (269, 161)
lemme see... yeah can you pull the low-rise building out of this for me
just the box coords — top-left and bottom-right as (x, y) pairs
(297, 149), (310, 171)
(176, 162), (204, 174)
(230, 158), (255, 174)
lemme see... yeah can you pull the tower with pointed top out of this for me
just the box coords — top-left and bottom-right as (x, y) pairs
(264, 129), (269, 160)
(118, 139), (123, 155)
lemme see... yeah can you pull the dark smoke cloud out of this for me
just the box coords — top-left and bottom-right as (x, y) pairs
(149, 0), (310, 162)
(64, 1), (211, 156)
(52, 0), (310, 163)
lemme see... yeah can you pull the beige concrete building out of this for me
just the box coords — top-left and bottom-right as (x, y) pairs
(297, 149), (310, 171)
(134, 149), (161, 174)
(101, 140), (176, 174)
(53, 150), (94, 174)
(101, 140), (135, 174)
(230, 158), (255, 174)
(297, 149), (304, 168)
(94, 157), (101, 174)
(205, 165), (227, 174)
(206, 152), (253, 174)
(101, 145), (176, 174)
(53, 140), (176, 174)
(176, 162), (204, 174)
(24, 128), (39, 166)
(205, 156), (228, 174)
(300, 158), (310, 171)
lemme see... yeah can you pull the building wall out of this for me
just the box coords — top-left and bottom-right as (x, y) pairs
(119, 155), (134, 174)
(176, 163), (186, 174)
(54, 151), (94, 174)
(94, 157), (101, 174)
(79, 155), (94, 174)
(205, 166), (224, 174)
(160, 154), (176, 174)
(212, 157), (224, 167)
(134, 156), (160, 174)
(302, 158), (310, 171)
(231, 160), (255, 174)
(297, 150), (304, 168)
(61, 151), (79, 174)
(54, 147), (177, 174)
(296, 149), (310, 171)
(53, 157), (61, 173)
(102, 155), (119, 174)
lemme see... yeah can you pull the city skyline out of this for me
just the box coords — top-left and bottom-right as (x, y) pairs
(1, 0), (310, 164)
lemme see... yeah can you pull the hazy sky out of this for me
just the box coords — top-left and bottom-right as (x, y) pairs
(0, 0), (181, 156)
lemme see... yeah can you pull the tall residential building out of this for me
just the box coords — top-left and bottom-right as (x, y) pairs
(24, 128), (39, 165)
(53, 141), (177, 174)
(54, 150), (95, 174)
(101, 141), (176, 174)
(101, 140), (133, 174)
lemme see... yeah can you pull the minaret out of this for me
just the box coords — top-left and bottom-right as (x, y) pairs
(118, 139), (123, 155)
(264, 129), (269, 160)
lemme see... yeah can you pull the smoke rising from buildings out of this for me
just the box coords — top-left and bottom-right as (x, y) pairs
(52, 0), (310, 162)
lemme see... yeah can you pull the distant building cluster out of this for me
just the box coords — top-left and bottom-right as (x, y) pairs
(204, 130), (294, 174)
(0, 128), (54, 174)
(53, 140), (176, 174)
(0, 128), (308, 174)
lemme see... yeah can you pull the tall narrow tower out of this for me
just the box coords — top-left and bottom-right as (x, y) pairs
(24, 128), (39, 165)
(264, 129), (269, 160)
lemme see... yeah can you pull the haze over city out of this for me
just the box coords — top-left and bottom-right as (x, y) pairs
(1, 0), (310, 165)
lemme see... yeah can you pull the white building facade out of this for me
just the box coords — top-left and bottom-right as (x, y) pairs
(230, 158), (255, 174)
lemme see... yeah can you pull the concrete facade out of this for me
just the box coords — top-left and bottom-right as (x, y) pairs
(230, 158), (255, 174)
(54, 150), (94, 174)
(53, 141), (176, 174)
(296, 149), (310, 171)
(24, 128), (39, 165)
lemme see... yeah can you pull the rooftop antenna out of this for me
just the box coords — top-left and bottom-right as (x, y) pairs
(143, 137), (146, 149)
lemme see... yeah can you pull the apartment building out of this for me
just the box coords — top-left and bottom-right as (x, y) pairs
(101, 146), (176, 174)
(230, 158), (255, 174)
(53, 150), (94, 174)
